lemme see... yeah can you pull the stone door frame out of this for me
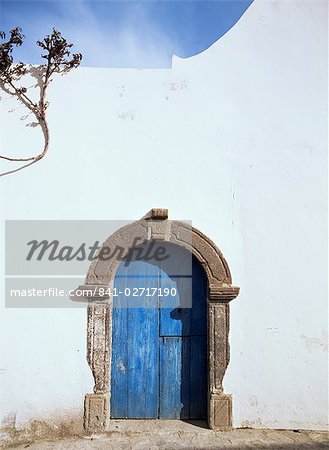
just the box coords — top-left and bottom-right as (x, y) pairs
(74, 209), (239, 432)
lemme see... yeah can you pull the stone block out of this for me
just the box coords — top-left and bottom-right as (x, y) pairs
(84, 393), (108, 432)
(209, 393), (232, 431)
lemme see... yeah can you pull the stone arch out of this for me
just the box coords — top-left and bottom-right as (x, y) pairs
(73, 209), (240, 432)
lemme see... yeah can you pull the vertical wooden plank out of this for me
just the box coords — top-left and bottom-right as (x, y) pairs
(190, 257), (207, 336)
(159, 337), (190, 419)
(159, 270), (181, 336)
(159, 276), (192, 336)
(180, 337), (190, 419)
(111, 260), (159, 418)
(127, 298), (159, 417)
(189, 335), (207, 419)
(159, 255), (207, 419)
(189, 257), (207, 418)
(110, 263), (128, 418)
(159, 337), (183, 419)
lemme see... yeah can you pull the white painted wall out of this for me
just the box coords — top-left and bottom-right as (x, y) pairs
(0, 0), (327, 430)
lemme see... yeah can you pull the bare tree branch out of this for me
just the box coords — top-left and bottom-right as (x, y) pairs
(0, 27), (82, 177)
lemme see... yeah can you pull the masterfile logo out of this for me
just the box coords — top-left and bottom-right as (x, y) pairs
(5, 220), (193, 309)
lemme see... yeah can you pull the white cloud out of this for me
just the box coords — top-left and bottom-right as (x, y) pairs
(55, 1), (179, 68)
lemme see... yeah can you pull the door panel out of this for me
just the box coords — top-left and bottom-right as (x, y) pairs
(126, 305), (159, 418)
(190, 260), (207, 336)
(110, 302), (128, 418)
(159, 276), (192, 337)
(189, 335), (207, 419)
(159, 336), (190, 419)
(110, 252), (207, 420)
(111, 261), (159, 418)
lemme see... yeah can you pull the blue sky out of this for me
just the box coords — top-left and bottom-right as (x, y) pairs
(0, 0), (253, 68)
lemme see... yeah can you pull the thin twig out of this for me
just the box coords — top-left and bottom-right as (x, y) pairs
(0, 159), (39, 177)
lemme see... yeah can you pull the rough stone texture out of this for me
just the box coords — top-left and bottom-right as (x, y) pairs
(73, 209), (240, 432)
(84, 394), (109, 433)
(209, 284), (240, 302)
(209, 393), (233, 431)
(86, 304), (111, 394)
(143, 208), (168, 220)
(209, 303), (231, 394)
(148, 217), (171, 241)
(84, 217), (234, 287)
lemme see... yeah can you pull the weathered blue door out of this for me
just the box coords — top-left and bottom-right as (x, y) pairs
(110, 250), (207, 419)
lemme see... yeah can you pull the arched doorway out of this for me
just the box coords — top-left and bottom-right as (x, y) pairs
(73, 209), (240, 432)
(110, 244), (207, 419)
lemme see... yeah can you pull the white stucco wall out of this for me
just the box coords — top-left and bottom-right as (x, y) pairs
(0, 0), (328, 430)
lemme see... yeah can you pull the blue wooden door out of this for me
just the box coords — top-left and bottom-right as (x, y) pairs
(110, 252), (207, 419)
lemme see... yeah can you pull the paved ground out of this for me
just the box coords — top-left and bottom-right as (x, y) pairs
(1, 420), (328, 449)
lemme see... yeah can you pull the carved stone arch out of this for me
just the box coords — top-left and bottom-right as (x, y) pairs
(73, 209), (240, 432)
